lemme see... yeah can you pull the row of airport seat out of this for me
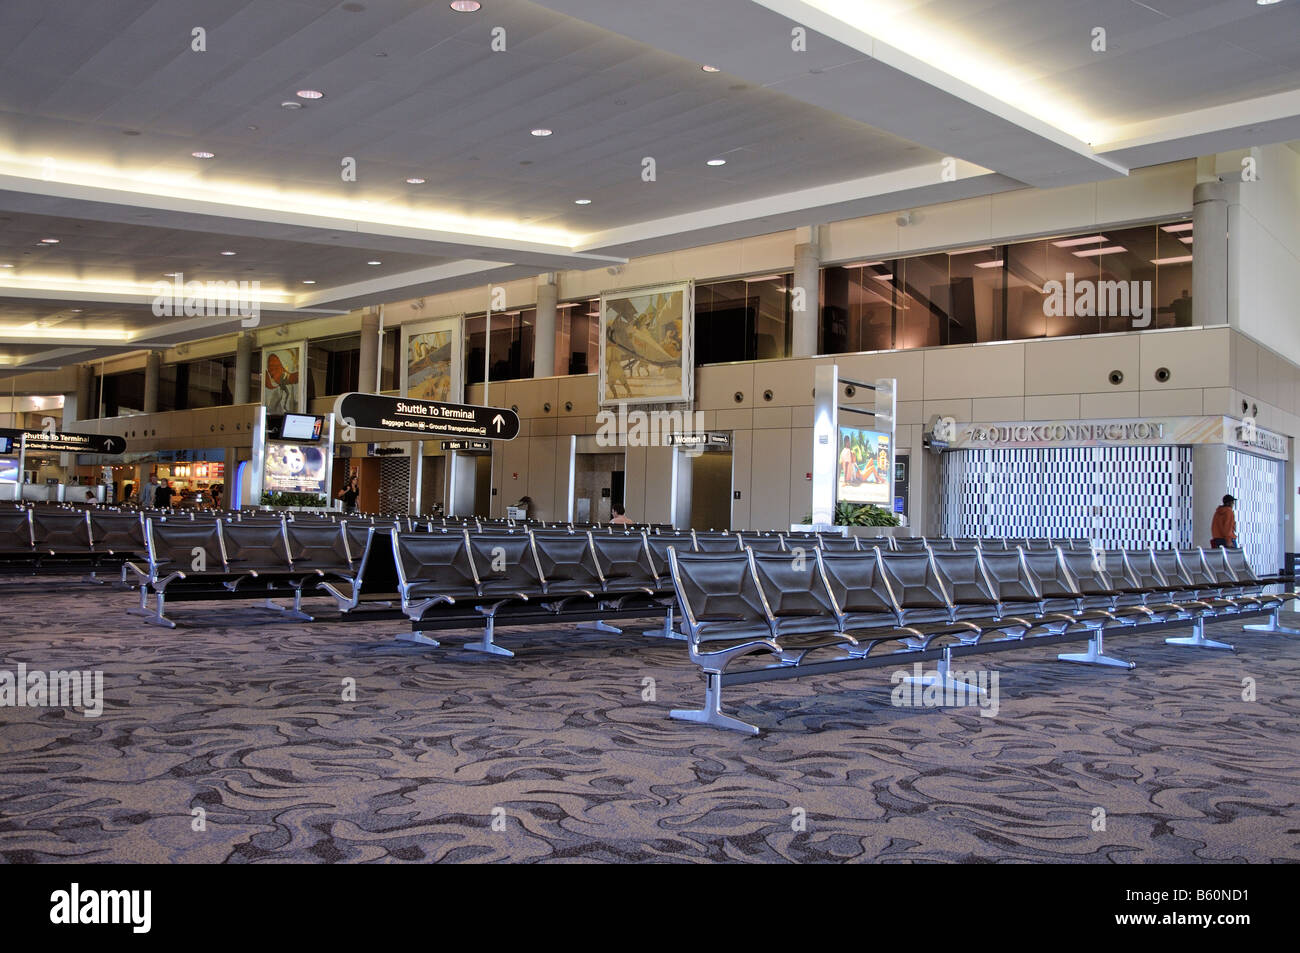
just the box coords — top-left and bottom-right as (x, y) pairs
(664, 543), (1295, 733)
(6, 503), (1295, 737)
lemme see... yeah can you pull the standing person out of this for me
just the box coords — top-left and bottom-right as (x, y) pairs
(139, 476), (157, 508)
(610, 502), (633, 526)
(337, 473), (359, 514)
(154, 479), (174, 509)
(210, 483), (224, 511)
(1211, 494), (1238, 549)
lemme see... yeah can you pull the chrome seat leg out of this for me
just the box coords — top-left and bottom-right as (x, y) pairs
(643, 606), (685, 640)
(1060, 626), (1135, 668)
(670, 672), (758, 735)
(262, 598), (313, 622)
(1166, 617), (1235, 651)
(577, 620), (623, 634)
(903, 647), (990, 694)
(126, 589), (176, 628)
(465, 616), (514, 657)
(1243, 607), (1300, 635)
(396, 630), (440, 647)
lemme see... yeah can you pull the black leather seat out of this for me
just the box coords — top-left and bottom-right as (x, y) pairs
(666, 549), (783, 735)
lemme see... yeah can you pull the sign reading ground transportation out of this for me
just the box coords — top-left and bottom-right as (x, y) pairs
(441, 440), (491, 452)
(0, 428), (126, 454)
(334, 392), (520, 441)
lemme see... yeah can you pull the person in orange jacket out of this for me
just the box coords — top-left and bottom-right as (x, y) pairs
(1210, 494), (1237, 548)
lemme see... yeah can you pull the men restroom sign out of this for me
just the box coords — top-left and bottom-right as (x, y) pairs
(334, 392), (520, 440)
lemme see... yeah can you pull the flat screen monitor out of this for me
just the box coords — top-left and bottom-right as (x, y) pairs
(0, 436), (12, 454)
(281, 414), (322, 441)
(0, 459), (17, 483)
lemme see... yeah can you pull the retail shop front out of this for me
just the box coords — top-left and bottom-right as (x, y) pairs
(932, 415), (1289, 574)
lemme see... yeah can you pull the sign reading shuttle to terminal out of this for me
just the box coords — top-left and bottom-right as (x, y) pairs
(0, 428), (126, 454)
(333, 392), (520, 441)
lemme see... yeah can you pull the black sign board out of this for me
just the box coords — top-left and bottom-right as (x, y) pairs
(441, 440), (492, 452)
(335, 392), (520, 441)
(0, 428), (126, 454)
(665, 432), (731, 448)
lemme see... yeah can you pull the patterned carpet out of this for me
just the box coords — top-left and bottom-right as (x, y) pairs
(1, 578), (1298, 863)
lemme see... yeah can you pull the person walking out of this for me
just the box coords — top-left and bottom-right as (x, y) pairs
(139, 476), (157, 508)
(1211, 494), (1238, 549)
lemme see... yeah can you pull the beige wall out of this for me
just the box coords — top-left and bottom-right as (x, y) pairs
(375, 324), (1241, 531)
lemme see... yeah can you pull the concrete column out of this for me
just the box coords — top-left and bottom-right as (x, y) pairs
(143, 352), (161, 414)
(534, 274), (558, 378)
(1192, 444), (1230, 548)
(74, 366), (95, 422)
(358, 311), (380, 393)
(792, 226), (823, 357)
(1192, 180), (1236, 327)
(234, 331), (254, 404)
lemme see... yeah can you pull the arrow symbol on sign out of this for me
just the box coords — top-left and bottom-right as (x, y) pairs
(492, 414), (505, 432)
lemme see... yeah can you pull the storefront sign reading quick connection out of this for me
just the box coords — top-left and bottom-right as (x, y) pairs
(968, 421), (1166, 444)
(940, 416), (1288, 460)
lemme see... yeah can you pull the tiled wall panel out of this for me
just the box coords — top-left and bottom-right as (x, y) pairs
(940, 445), (1193, 549)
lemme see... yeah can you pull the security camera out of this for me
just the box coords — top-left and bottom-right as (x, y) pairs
(896, 211), (914, 227)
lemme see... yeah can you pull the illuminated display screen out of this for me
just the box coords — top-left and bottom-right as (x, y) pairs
(836, 426), (891, 505)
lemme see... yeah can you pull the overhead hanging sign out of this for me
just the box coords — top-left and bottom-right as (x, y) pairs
(335, 392), (520, 441)
(0, 428), (126, 454)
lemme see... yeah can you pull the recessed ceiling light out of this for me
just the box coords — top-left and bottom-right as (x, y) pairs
(1160, 222), (1194, 233)
(246, 124), (259, 131)
(574, 198), (591, 205)
(40, 238), (59, 244)
(220, 250), (237, 256)
(405, 177), (426, 184)
(302, 280), (316, 284)
(1072, 245), (1127, 258)
(296, 89), (324, 100)
(1151, 255), (1194, 265)
(1257, 0), (1282, 6)
(191, 151), (215, 159)
(450, 0), (481, 11)
(974, 260), (1005, 269)
(1052, 235), (1107, 247)
(367, 260), (382, 265)
(70, 308), (83, 313)
(1180, 236), (1193, 244)
(0, 263), (12, 268)
(280, 101), (303, 109)
(163, 272), (179, 277)
(706, 158), (726, 166)
(531, 128), (553, 137)
(701, 65), (720, 72)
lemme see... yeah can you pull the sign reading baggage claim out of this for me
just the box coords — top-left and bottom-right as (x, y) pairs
(334, 392), (520, 441)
